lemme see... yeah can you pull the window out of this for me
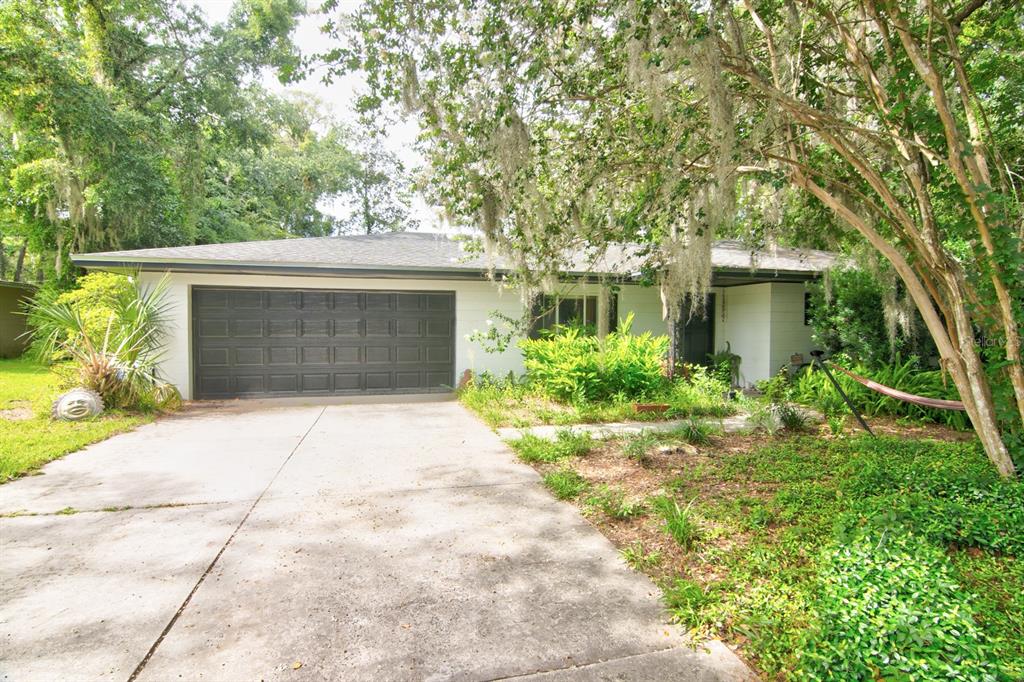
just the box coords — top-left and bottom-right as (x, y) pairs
(530, 294), (618, 338)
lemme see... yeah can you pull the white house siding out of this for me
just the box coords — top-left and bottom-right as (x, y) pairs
(714, 283), (772, 385)
(768, 282), (815, 376)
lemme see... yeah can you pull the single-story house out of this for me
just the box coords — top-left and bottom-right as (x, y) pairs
(0, 281), (35, 359)
(71, 233), (836, 400)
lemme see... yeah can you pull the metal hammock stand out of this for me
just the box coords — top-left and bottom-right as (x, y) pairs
(808, 350), (965, 437)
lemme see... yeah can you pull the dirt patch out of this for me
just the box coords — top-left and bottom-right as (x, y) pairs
(1, 401), (34, 421)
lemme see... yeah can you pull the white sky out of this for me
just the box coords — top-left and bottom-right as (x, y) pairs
(192, 0), (446, 231)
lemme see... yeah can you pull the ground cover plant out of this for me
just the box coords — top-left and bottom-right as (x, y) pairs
(514, 421), (1023, 680)
(0, 357), (151, 481)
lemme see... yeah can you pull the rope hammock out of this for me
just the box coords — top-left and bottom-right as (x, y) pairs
(828, 362), (966, 411)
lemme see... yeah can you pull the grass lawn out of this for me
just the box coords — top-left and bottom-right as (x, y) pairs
(507, 421), (1023, 680)
(0, 357), (152, 482)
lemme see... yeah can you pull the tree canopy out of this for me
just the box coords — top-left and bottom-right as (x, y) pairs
(0, 0), (416, 283)
(328, 0), (1023, 475)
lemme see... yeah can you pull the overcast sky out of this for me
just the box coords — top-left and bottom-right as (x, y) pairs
(192, 0), (445, 231)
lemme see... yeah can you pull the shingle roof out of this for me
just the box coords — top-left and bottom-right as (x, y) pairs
(71, 232), (837, 276)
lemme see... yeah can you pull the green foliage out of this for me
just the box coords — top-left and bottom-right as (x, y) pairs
(705, 436), (1023, 678)
(586, 485), (647, 519)
(670, 419), (715, 446)
(666, 365), (735, 418)
(653, 496), (701, 549)
(808, 268), (937, 367)
(542, 468), (589, 500)
(622, 431), (657, 465)
(519, 314), (668, 403)
(507, 429), (594, 463)
(798, 533), (999, 682)
(792, 357), (969, 429)
(662, 578), (721, 626)
(26, 273), (177, 409)
(0, 0), (413, 283)
(620, 542), (662, 571)
(707, 343), (741, 387)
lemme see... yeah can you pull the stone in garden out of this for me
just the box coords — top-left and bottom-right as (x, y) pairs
(52, 388), (104, 421)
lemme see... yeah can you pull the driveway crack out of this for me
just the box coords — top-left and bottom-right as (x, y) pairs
(126, 406), (327, 682)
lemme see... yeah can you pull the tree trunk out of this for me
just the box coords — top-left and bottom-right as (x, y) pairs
(0, 229), (6, 280)
(13, 239), (28, 282)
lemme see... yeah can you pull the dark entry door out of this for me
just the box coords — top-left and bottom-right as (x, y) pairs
(192, 287), (455, 399)
(676, 294), (716, 366)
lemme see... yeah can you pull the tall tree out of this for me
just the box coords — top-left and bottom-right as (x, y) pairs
(328, 0), (1023, 476)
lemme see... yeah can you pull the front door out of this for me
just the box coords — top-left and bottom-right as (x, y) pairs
(676, 294), (716, 366)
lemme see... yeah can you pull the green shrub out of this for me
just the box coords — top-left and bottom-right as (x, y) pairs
(519, 313), (668, 402)
(543, 468), (589, 499)
(792, 356), (969, 429)
(797, 533), (999, 681)
(666, 365), (734, 417)
(26, 273), (177, 410)
(507, 429), (594, 463)
(28, 272), (134, 360)
(807, 268), (937, 367)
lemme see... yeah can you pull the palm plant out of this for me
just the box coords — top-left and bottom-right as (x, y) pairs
(27, 275), (178, 410)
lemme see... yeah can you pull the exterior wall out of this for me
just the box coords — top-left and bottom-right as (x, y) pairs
(714, 283), (772, 385)
(140, 271), (667, 399)
(712, 281), (814, 386)
(768, 282), (815, 375)
(0, 285), (33, 359)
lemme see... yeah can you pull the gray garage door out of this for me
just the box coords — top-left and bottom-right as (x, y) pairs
(192, 287), (455, 399)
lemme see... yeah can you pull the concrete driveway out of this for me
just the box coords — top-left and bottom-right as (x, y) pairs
(0, 399), (751, 681)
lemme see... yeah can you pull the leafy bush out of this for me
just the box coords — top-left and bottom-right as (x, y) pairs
(519, 313), (668, 402)
(798, 533), (998, 681)
(28, 272), (133, 359)
(542, 467), (589, 499)
(807, 268), (937, 367)
(792, 356), (968, 429)
(27, 273), (178, 410)
(666, 365), (734, 417)
(507, 429), (594, 463)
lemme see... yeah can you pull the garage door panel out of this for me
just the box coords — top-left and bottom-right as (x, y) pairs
(365, 293), (392, 311)
(301, 347), (330, 364)
(334, 319), (362, 336)
(235, 348), (264, 366)
(232, 319), (263, 337)
(198, 319), (229, 338)
(267, 320), (298, 337)
(230, 291), (263, 309)
(193, 287), (454, 398)
(300, 319), (331, 337)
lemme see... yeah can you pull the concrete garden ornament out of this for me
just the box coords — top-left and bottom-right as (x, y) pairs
(52, 388), (104, 421)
